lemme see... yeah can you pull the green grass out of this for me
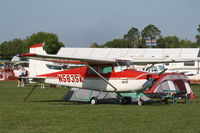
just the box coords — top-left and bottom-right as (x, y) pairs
(0, 81), (200, 133)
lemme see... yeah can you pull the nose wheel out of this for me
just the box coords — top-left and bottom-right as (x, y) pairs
(90, 97), (98, 105)
(137, 97), (143, 106)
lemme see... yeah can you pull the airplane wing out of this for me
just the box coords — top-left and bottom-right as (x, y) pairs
(19, 53), (116, 65)
(19, 53), (196, 65)
(127, 57), (195, 64)
(20, 53), (118, 91)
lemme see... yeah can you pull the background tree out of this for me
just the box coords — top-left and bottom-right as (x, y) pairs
(25, 32), (64, 54)
(141, 24), (161, 47)
(0, 39), (25, 60)
(0, 32), (64, 59)
(90, 43), (101, 48)
(123, 27), (141, 48)
(197, 24), (200, 33)
(196, 35), (200, 46)
(157, 36), (180, 48)
(103, 39), (127, 48)
(179, 39), (197, 48)
(196, 24), (200, 46)
(157, 36), (196, 48)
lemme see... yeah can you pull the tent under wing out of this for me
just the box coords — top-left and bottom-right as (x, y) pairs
(145, 73), (196, 99)
(63, 88), (151, 104)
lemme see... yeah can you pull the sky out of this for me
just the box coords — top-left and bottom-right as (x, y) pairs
(0, 0), (200, 47)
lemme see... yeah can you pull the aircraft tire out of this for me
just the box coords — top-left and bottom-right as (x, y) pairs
(137, 97), (143, 106)
(90, 97), (98, 105)
(161, 99), (168, 104)
(138, 100), (143, 106)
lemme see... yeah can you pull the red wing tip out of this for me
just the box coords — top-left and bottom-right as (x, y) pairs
(19, 53), (37, 57)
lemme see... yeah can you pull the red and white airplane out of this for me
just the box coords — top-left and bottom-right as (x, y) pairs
(19, 43), (194, 105)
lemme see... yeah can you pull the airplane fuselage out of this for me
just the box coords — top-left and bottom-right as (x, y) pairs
(37, 66), (150, 92)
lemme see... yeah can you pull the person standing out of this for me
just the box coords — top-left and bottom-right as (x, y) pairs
(18, 67), (23, 87)
(18, 67), (27, 87)
(21, 67), (27, 87)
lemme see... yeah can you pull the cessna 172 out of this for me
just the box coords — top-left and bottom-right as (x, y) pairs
(19, 43), (194, 105)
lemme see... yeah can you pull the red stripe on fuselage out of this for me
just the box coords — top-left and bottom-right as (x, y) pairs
(37, 66), (149, 79)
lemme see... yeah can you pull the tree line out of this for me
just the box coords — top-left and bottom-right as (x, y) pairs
(0, 32), (64, 60)
(90, 24), (200, 48)
(0, 24), (200, 60)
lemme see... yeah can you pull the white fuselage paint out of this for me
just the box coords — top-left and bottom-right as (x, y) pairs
(44, 77), (147, 92)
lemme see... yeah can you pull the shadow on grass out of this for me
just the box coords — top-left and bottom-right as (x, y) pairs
(26, 98), (198, 106)
(29, 99), (171, 106)
(30, 100), (88, 105)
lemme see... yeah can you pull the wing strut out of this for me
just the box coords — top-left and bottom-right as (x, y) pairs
(146, 63), (155, 71)
(85, 63), (118, 91)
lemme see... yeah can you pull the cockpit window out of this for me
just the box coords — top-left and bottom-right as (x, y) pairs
(46, 64), (63, 70)
(87, 66), (98, 74)
(114, 60), (132, 72)
(158, 65), (165, 71)
(99, 66), (112, 74)
(87, 66), (112, 74)
(116, 61), (128, 66)
(114, 66), (128, 72)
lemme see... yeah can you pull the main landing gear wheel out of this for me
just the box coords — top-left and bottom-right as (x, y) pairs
(90, 97), (98, 105)
(121, 97), (132, 104)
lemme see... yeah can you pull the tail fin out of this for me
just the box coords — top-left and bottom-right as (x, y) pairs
(28, 43), (59, 77)
(29, 43), (46, 54)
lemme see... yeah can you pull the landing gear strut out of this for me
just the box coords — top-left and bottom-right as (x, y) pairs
(120, 97), (132, 104)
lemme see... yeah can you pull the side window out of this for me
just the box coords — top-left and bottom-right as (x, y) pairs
(184, 61), (195, 66)
(114, 66), (122, 72)
(87, 66), (98, 74)
(99, 66), (112, 74)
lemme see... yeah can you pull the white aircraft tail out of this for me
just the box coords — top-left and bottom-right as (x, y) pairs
(28, 43), (59, 77)
(29, 43), (47, 54)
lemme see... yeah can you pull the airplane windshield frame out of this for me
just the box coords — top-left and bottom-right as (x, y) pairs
(114, 60), (132, 72)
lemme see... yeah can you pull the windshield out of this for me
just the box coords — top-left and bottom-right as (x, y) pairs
(114, 66), (128, 72)
(158, 65), (165, 71)
(114, 60), (132, 72)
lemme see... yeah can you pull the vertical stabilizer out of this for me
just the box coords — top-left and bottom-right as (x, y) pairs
(29, 43), (46, 54)
(28, 43), (60, 77)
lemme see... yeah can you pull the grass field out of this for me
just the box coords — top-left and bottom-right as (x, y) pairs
(0, 81), (200, 133)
